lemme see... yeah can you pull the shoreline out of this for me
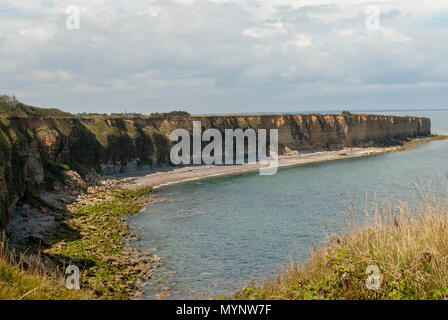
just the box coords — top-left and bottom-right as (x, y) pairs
(119, 148), (385, 190)
(5, 183), (158, 299)
(119, 135), (447, 299)
(5, 135), (445, 299)
(118, 136), (446, 191)
(80, 136), (444, 300)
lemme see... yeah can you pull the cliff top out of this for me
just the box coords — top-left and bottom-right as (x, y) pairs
(0, 95), (430, 121)
(0, 96), (70, 119)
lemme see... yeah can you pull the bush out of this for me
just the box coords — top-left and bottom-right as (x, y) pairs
(149, 111), (190, 117)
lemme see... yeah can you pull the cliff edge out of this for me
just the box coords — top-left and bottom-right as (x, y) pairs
(0, 96), (431, 231)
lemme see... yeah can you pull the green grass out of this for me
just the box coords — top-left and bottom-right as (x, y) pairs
(45, 187), (155, 299)
(42, 159), (70, 190)
(0, 96), (70, 119)
(0, 129), (9, 154)
(0, 187), (154, 300)
(0, 243), (93, 300)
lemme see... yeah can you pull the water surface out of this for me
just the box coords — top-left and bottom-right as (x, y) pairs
(129, 110), (448, 299)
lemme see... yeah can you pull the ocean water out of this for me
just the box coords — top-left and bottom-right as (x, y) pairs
(129, 110), (448, 299)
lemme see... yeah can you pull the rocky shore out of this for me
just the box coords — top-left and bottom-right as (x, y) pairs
(6, 176), (161, 299)
(0, 98), (439, 299)
(4, 135), (444, 299)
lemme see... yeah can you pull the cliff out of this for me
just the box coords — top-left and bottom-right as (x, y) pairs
(192, 113), (430, 151)
(0, 97), (431, 230)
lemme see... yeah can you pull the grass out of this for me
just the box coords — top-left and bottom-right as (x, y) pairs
(42, 159), (70, 190)
(0, 187), (155, 300)
(45, 187), (156, 299)
(232, 180), (448, 300)
(0, 242), (93, 300)
(0, 95), (70, 119)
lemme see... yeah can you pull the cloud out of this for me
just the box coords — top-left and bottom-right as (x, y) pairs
(0, 0), (448, 114)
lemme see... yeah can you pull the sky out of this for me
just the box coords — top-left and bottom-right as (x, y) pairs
(1, 0), (448, 114)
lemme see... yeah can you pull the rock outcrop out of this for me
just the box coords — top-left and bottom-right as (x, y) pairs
(0, 100), (431, 231)
(192, 113), (431, 150)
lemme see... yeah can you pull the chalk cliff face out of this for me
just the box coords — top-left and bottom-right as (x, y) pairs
(192, 114), (430, 150)
(0, 104), (431, 230)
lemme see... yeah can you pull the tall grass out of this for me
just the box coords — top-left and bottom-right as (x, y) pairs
(233, 179), (448, 300)
(0, 242), (93, 300)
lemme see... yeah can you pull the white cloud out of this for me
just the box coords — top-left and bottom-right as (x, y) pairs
(380, 27), (412, 43)
(291, 34), (313, 48)
(1, 0), (448, 113)
(243, 22), (288, 39)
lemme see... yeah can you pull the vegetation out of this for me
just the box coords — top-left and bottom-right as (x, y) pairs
(0, 95), (70, 119)
(75, 112), (108, 117)
(0, 180), (156, 300)
(233, 182), (448, 300)
(45, 187), (156, 299)
(0, 186), (155, 300)
(149, 110), (190, 117)
(0, 95), (190, 120)
(76, 110), (190, 118)
(1, 94), (445, 300)
(396, 135), (448, 151)
(110, 112), (143, 117)
(0, 242), (93, 300)
(42, 159), (70, 190)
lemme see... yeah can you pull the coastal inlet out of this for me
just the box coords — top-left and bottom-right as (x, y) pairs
(128, 110), (447, 299)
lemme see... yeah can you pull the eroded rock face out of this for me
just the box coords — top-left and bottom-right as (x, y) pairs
(0, 112), (431, 230)
(36, 128), (60, 160)
(190, 114), (431, 150)
(23, 140), (44, 185)
(0, 159), (10, 231)
(62, 170), (88, 193)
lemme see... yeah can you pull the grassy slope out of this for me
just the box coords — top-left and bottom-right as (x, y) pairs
(0, 96), (70, 119)
(45, 187), (156, 299)
(0, 244), (93, 300)
(233, 185), (448, 300)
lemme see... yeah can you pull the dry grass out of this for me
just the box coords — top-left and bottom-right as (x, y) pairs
(233, 179), (448, 300)
(0, 242), (94, 300)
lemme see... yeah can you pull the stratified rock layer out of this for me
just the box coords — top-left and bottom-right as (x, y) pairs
(0, 108), (431, 230)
